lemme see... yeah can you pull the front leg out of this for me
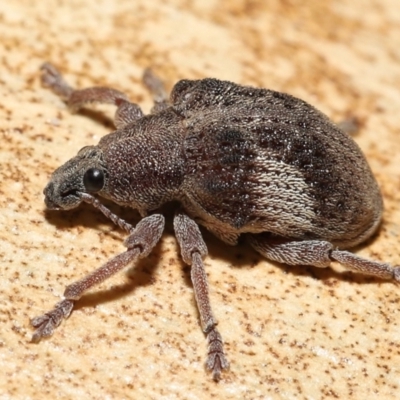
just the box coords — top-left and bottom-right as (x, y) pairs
(173, 211), (229, 381)
(31, 214), (165, 341)
(41, 63), (144, 129)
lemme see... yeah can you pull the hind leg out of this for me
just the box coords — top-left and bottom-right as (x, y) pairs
(248, 233), (400, 281)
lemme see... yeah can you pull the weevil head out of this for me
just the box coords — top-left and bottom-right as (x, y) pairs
(44, 146), (107, 210)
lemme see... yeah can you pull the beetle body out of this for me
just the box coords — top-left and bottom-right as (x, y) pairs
(33, 64), (396, 381)
(48, 78), (382, 248)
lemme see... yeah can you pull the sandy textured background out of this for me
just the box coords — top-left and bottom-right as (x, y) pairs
(1, 1), (400, 399)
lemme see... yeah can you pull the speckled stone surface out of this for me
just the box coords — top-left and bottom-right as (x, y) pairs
(1, 1), (400, 399)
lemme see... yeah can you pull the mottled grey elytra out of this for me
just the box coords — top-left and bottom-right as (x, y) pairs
(32, 63), (399, 381)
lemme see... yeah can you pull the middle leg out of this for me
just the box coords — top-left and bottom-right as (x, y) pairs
(142, 68), (170, 113)
(173, 210), (229, 381)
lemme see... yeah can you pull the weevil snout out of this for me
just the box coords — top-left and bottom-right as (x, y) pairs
(43, 180), (82, 210)
(43, 146), (105, 211)
(43, 182), (59, 209)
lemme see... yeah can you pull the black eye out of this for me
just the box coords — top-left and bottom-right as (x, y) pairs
(83, 168), (104, 193)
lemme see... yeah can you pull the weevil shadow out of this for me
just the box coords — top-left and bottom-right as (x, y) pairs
(42, 200), (141, 239)
(78, 108), (115, 130)
(41, 203), (171, 309)
(42, 201), (388, 308)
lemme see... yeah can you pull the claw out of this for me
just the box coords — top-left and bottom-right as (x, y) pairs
(206, 328), (229, 381)
(207, 352), (229, 381)
(394, 267), (400, 283)
(40, 62), (74, 99)
(31, 299), (74, 342)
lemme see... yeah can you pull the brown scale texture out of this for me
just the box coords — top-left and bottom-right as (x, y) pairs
(173, 79), (382, 247)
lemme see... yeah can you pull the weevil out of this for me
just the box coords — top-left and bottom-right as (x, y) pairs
(32, 63), (399, 380)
